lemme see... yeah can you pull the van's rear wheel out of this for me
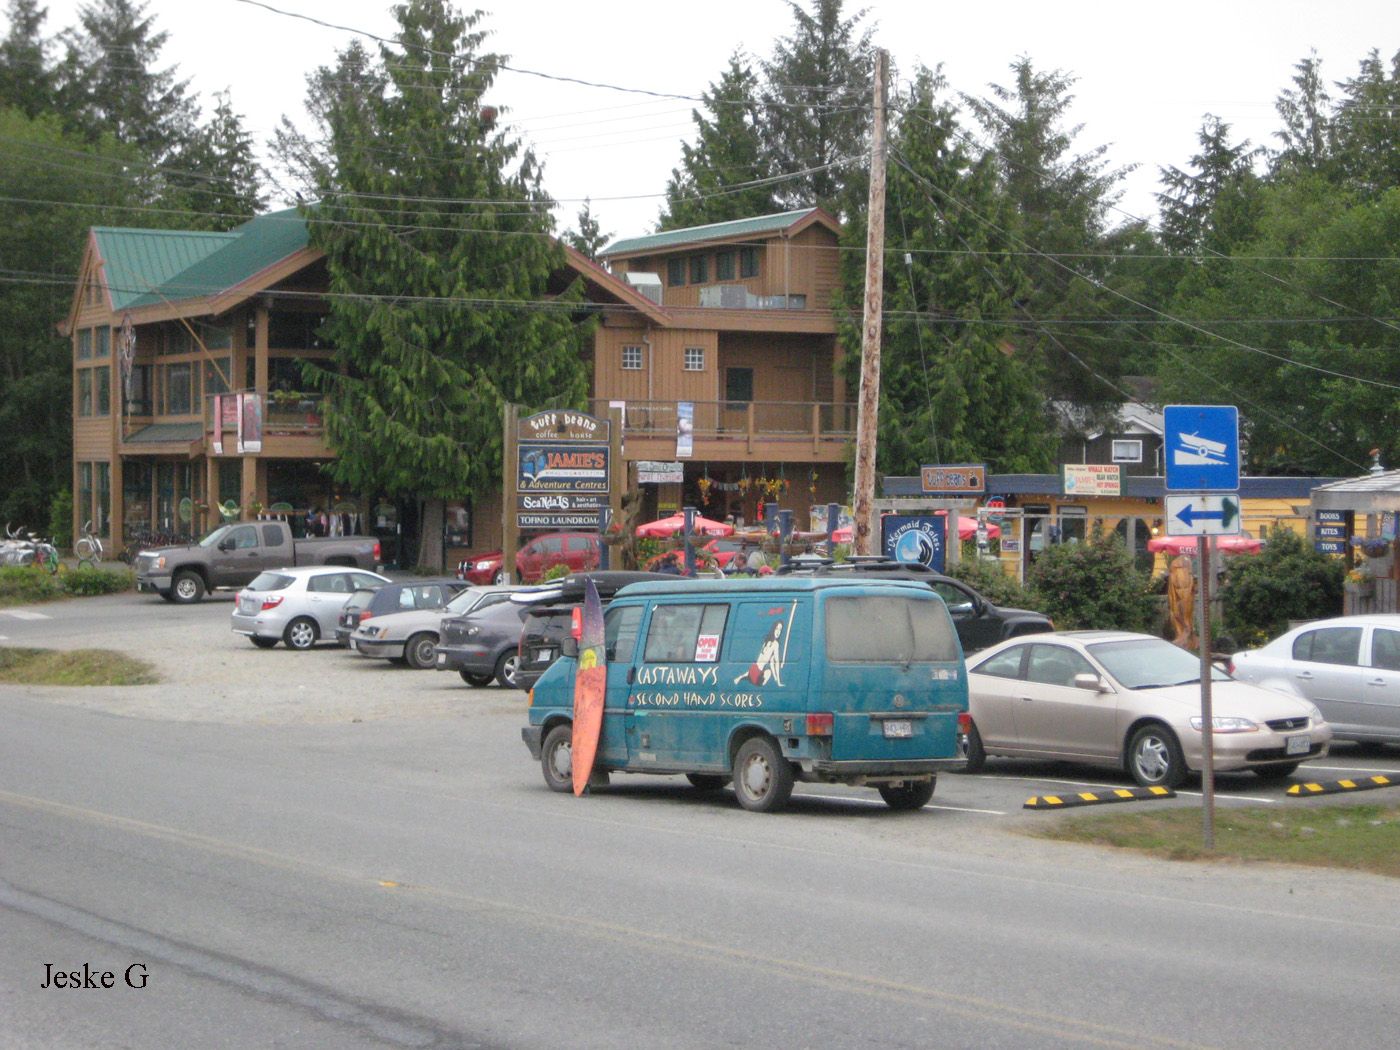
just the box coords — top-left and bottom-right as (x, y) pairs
(732, 737), (794, 813)
(541, 724), (573, 793)
(878, 779), (935, 810)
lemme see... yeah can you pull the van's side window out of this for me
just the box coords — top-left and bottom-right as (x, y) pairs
(826, 596), (958, 663)
(642, 604), (730, 663)
(605, 605), (643, 663)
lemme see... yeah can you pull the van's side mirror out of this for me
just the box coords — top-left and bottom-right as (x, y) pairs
(1073, 672), (1105, 692)
(560, 637), (579, 659)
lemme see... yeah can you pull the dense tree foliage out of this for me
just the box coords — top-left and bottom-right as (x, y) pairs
(1026, 528), (1157, 632)
(1223, 527), (1345, 646)
(280, 0), (592, 569)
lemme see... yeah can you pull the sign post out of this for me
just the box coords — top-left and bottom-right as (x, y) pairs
(1164, 405), (1242, 852)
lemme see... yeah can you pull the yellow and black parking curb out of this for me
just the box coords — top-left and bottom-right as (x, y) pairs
(1286, 774), (1396, 798)
(1023, 786), (1175, 810)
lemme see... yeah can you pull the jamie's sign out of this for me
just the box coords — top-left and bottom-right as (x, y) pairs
(517, 443), (609, 493)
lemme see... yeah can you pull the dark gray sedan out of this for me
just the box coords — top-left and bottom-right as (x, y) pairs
(435, 597), (534, 688)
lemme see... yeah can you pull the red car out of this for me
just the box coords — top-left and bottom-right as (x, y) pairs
(458, 532), (600, 585)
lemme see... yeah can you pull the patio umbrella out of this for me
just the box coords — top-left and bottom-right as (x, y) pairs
(634, 513), (735, 538)
(1146, 534), (1263, 556)
(831, 516), (1000, 543)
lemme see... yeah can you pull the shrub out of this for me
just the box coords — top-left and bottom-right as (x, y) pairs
(1026, 530), (1156, 631)
(60, 566), (134, 597)
(1222, 527), (1344, 647)
(947, 557), (1044, 611)
(48, 489), (73, 551)
(0, 567), (64, 604)
(541, 562), (572, 581)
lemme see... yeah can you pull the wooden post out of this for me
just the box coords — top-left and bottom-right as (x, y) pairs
(851, 48), (889, 556)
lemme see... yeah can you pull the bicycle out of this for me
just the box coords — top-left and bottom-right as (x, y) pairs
(75, 520), (104, 568)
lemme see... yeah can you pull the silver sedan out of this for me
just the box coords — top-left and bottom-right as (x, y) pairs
(963, 631), (1331, 787)
(350, 584), (521, 669)
(232, 567), (390, 650)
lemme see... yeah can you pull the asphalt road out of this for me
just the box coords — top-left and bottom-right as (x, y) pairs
(3, 592), (1400, 1047)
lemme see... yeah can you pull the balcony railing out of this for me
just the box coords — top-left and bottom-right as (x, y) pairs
(206, 390), (326, 438)
(591, 399), (856, 451)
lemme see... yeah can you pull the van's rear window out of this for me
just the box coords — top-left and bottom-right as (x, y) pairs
(825, 596), (958, 663)
(247, 572), (294, 592)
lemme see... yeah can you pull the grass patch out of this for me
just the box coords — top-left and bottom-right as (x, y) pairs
(1035, 804), (1400, 879)
(0, 565), (134, 608)
(0, 647), (159, 686)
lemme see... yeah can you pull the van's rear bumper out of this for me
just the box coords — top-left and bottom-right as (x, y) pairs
(803, 758), (963, 779)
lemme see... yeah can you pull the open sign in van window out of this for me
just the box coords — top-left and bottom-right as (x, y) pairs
(642, 604), (730, 664)
(826, 596), (958, 663)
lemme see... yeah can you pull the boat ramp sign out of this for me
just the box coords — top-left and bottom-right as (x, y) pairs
(1163, 405), (1239, 492)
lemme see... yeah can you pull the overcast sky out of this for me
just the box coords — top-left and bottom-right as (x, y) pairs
(26, 0), (1400, 242)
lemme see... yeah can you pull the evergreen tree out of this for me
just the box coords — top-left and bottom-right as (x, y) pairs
(1270, 51), (1335, 178)
(563, 198), (609, 260)
(660, 53), (776, 229)
(760, 0), (874, 215)
(1157, 116), (1261, 255)
(55, 0), (196, 160)
(1331, 48), (1400, 198)
(287, 0), (591, 570)
(0, 0), (55, 116)
(962, 57), (1135, 408)
(165, 89), (265, 228)
(835, 66), (1054, 477)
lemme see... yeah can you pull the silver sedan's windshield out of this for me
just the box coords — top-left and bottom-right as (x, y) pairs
(1088, 638), (1230, 689)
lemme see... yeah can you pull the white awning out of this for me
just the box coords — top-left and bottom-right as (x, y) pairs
(1310, 469), (1400, 515)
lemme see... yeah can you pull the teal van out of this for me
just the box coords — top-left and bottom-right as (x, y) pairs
(521, 577), (970, 812)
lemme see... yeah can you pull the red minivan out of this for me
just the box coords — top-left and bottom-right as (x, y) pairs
(458, 532), (600, 585)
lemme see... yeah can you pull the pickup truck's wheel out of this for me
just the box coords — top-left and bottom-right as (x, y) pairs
(170, 570), (205, 603)
(458, 669), (493, 687)
(733, 736), (795, 813)
(541, 724), (573, 792)
(250, 636), (278, 649)
(495, 651), (520, 689)
(283, 617), (319, 651)
(404, 632), (438, 670)
(878, 779), (936, 810)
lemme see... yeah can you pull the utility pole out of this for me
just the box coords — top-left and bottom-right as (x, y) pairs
(851, 48), (889, 556)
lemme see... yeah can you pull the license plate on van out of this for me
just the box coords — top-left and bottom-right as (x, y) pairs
(1285, 734), (1309, 756)
(883, 720), (913, 739)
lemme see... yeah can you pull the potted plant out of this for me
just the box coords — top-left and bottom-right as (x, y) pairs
(1345, 566), (1374, 597)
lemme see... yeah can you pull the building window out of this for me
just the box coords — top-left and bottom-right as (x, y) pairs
(166, 362), (194, 415)
(204, 358), (232, 397)
(95, 462), (110, 534)
(78, 463), (93, 532)
(94, 327), (110, 358)
(78, 369), (93, 416)
(162, 325), (193, 356)
(715, 251), (735, 281)
(1111, 439), (1143, 463)
(667, 258), (685, 287)
(621, 345), (643, 371)
(94, 365), (110, 416)
(127, 364), (152, 414)
(725, 367), (754, 407)
(684, 347), (705, 371)
(689, 255), (708, 284)
(739, 246), (759, 278)
(77, 329), (92, 360)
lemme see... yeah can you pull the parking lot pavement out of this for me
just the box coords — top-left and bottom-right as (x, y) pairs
(0, 591), (524, 726)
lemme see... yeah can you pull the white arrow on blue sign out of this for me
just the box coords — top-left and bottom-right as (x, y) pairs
(1164, 405), (1240, 492)
(1165, 494), (1242, 537)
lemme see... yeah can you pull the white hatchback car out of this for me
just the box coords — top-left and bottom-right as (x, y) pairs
(232, 566), (390, 650)
(1229, 615), (1400, 746)
(964, 631), (1331, 787)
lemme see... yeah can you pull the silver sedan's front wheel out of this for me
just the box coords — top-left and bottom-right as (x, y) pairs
(1128, 723), (1186, 788)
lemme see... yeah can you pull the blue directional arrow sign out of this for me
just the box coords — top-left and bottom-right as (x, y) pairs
(1165, 495), (1242, 537)
(1164, 405), (1240, 492)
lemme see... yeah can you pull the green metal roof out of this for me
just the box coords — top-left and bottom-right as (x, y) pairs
(94, 208), (311, 311)
(123, 422), (205, 444)
(601, 209), (821, 258)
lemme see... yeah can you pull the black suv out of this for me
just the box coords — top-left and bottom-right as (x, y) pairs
(778, 556), (1052, 653)
(515, 570), (681, 691)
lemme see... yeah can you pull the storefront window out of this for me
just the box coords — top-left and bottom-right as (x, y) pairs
(95, 462), (111, 533)
(166, 363), (194, 415)
(127, 364), (152, 414)
(123, 461), (152, 536)
(78, 369), (93, 416)
(157, 462), (175, 530)
(204, 358), (232, 397)
(78, 463), (93, 533)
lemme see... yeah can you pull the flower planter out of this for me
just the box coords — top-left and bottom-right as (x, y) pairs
(1345, 579), (1374, 598)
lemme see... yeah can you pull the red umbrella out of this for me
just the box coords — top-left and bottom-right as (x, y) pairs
(635, 513), (734, 538)
(832, 516), (1000, 543)
(1146, 534), (1263, 556)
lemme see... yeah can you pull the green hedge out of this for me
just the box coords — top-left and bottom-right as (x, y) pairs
(1025, 530), (1158, 632)
(0, 566), (134, 605)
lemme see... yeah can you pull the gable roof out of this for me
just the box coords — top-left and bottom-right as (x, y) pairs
(600, 208), (838, 258)
(90, 208), (311, 313)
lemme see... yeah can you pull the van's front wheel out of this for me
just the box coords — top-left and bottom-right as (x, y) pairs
(878, 778), (935, 810)
(541, 724), (573, 793)
(733, 737), (794, 813)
